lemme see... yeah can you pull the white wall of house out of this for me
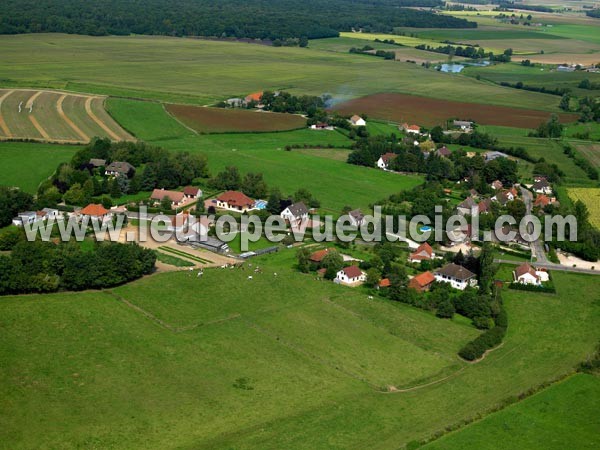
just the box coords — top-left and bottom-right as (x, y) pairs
(434, 274), (476, 290)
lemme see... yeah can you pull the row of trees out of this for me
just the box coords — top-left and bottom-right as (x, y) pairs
(0, 240), (156, 295)
(415, 44), (513, 62)
(0, 0), (473, 39)
(37, 138), (209, 207)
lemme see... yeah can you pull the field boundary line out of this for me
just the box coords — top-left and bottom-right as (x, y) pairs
(28, 115), (50, 140)
(0, 136), (83, 145)
(0, 89), (14, 137)
(56, 94), (90, 142)
(85, 96), (121, 140)
(162, 103), (198, 135)
(104, 290), (241, 333)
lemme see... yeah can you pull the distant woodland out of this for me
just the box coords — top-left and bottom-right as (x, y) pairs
(0, 0), (476, 40)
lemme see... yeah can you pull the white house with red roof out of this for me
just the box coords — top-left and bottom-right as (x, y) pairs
(513, 263), (549, 286)
(409, 242), (436, 263)
(350, 115), (366, 126)
(215, 191), (255, 213)
(183, 186), (202, 199)
(335, 266), (366, 286)
(377, 152), (398, 170)
(150, 189), (186, 208)
(80, 204), (112, 222)
(401, 123), (421, 135)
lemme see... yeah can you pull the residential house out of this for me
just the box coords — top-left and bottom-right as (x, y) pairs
(281, 202), (309, 226)
(348, 209), (364, 227)
(376, 152), (397, 170)
(310, 248), (332, 264)
(183, 186), (202, 199)
(335, 266), (366, 286)
(457, 196), (478, 216)
(409, 242), (435, 263)
(245, 92), (263, 105)
(105, 161), (135, 178)
(484, 151), (509, 162)
(477, 198), (492, 214)
(378, 278), (391, 289)
(513, 263), (549, 286)
(453, 120), (473, 132)
(89, 158), (106, 168)
(492, 190), (511, 206)
(226, 98), (245, 108)
(310, 122), (334, 130)
(534, 194), (557, 209)
(12, 211), (43, 227)
(532, 177), (552, 195)
(350, 115), (366, 126)
(434, 263), (477, 290)
(216, 190), (255, 212)
(491, 180), (503, 190)
(402, 123), (421, 134)
(436, 146), (452, 158)
(80, 203), (111, 221)
(151, 189), (186, 208)
(408, 271), (436, 292)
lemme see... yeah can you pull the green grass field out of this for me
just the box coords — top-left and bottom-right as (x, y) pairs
(0, 33), (563, 111)
(0, 141), (78, 192)
(109, 98), (422, 211)
(423, 373), (600, 450)
(1, 251), (599, 449)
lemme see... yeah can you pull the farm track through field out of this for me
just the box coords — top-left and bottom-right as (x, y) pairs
(0, 90), (13, 137)
(56, 94), (89, 142)
(85, 96), (121, 140)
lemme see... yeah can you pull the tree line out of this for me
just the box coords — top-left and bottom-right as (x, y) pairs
(0, 0), (475, 40)
(0, 239), (156, 295)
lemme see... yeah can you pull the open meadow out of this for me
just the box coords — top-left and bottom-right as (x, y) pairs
(0, 33), (563, 111)
(0, 88), (133, 143)
(0, 142), (77, 192)
(1, 250), (599, 449)
(423, 373), (600, 450)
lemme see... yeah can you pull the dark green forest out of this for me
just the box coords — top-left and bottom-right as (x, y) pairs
(0, 0), (476, 40)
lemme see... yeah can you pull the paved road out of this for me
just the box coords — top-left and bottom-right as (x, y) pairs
(520, 186), (548, 264)
(494, 258), (600, 275)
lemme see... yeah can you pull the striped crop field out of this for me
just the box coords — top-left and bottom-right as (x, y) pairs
(0, 88), (134, 144)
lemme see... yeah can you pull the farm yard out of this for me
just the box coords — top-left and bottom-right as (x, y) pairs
(568, 187), (600, 229)
(0, 250), (598, 449)
(331, 93), (578, 128)
(0, 88), (134, 144)
(165, 104), (307, 133)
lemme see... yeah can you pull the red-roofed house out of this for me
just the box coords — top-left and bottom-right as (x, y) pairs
(377, 152), (398, 170)
(350, 115), (366, 126)
(408, 271), (436, 292)
(310, 248), (331, 263)
(409, 243), (435, 263)
(378, 278), (391, 288)
(491, 180), (503, 190)
(183, 186), (202, 199)
(513, 263), (549, 286)
(335, 265), (366, 286)
(402, 123), (421, 134)
(150, 189), (186, 208)
(216, 191), (255, 212)
(245, 92), (263, 104)
(80, 204), (111, 221)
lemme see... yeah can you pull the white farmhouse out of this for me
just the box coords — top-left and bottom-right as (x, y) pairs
(434, 263), (477, 290)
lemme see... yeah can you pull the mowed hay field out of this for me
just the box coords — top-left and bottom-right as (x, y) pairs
(1, 251), (599, 449)
(165, 104), (306, 133)
(568, 187), (600, 229)
(332, 93), (579, 128)
(0, 88), (134, 143)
